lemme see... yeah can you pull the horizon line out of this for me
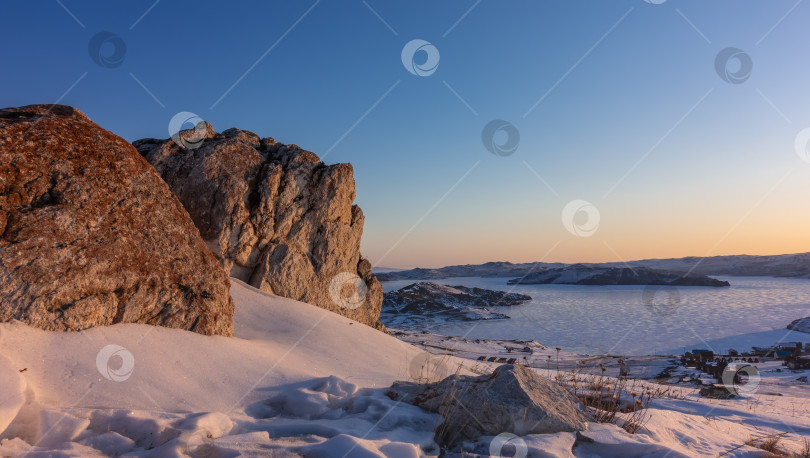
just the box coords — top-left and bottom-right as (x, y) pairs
(375, 249), (810, 271)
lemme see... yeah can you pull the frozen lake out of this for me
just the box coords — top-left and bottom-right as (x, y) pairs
(380, 276), (810, 356)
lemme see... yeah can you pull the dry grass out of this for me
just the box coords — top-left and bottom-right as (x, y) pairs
(554, 366), (667, 434)
(720, 431), (810, 457)
(433, 363), (474, 448)
(743, 435), (790, 457)
(403, 354), (476, 451)
(800, 439), (810, 458)
(409, 353), (453, 384)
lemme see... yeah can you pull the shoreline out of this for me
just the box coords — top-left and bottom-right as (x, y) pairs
(379, 275), (810, 356)
(388, 328), (810, 399)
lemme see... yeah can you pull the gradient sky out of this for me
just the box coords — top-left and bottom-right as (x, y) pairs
(2, 1), (809, 268)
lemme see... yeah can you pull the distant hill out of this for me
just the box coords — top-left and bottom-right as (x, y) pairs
(507, 265), (729, 287)
(375, 252), (810, 282)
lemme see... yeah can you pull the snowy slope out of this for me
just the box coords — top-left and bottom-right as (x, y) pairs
(0, 279), (809, 456)
(0, 280), (442, 412)
(0, 280), (464, 456)
(0, 355), (25, 438)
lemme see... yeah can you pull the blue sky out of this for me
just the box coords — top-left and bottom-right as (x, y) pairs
(2, 1), (809, 268)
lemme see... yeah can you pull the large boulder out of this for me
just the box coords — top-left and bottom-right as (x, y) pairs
(387, 364), (591, 447)
(134, 125), (383, 329)
(0, 105), (234, 336)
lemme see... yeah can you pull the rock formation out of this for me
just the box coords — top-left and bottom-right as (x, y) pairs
(381, 282), (531, 329)
(787, 317), (810, 334)
(387, 364), (591, 447)
(0, 105), (234, 335)
(134, 124), (383, 329)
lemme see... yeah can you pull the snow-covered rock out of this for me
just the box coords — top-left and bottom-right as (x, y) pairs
(381, 282), (530, 329)
(788, 317), (810, 334)
(573, 423), (689, 457)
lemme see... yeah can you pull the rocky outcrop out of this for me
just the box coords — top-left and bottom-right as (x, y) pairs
(387, 364), (591, 447)
(787, 317), (810, 334)
(508, 265), (730, 287)
(381, 282), (530, 329)
(134, 125), (383, 329)
(0, 105), (234, 336)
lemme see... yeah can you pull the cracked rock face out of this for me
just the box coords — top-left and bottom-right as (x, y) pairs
(134, 125), (383, 329)
(0, 104), (234, 336)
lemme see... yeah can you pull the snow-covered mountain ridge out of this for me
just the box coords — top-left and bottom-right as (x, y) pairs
(508, 265), (730, 287)
(377, 252), (810, 281)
